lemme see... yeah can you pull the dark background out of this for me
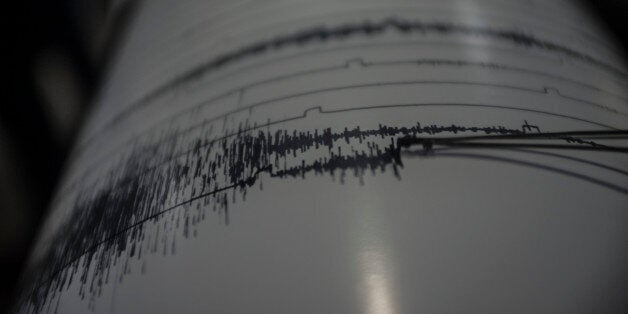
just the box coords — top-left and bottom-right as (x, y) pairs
(1, 0), (626, 312)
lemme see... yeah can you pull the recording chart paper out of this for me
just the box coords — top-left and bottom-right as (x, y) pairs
(16, 0), (628, 313)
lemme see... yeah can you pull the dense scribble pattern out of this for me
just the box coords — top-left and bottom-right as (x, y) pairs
(17, 120), (543, 312)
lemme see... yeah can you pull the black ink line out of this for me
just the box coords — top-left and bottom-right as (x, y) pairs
(132, 17), (626, 110)
(402, 150), (628, 194)
(56, 100), (618, 200)
(17, 120), (628, 313)
(397, 130), (628, 152)
(79, 17), (627, 148)
(69, 77), (622, 186)
(74, 54), (627, 179)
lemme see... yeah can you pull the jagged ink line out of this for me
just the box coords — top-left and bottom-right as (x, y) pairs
(155, 77), (625, 153)
(70, 50), (628, 199)
(55, 99), (619, 207)
(65, 104), (612, 217)
(17, 119), (628, 313)
(83, 17), (625, 149)
(19, 121), (557, 312)
(62, 78), (621, 202)
(56, 99), (619, 209)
